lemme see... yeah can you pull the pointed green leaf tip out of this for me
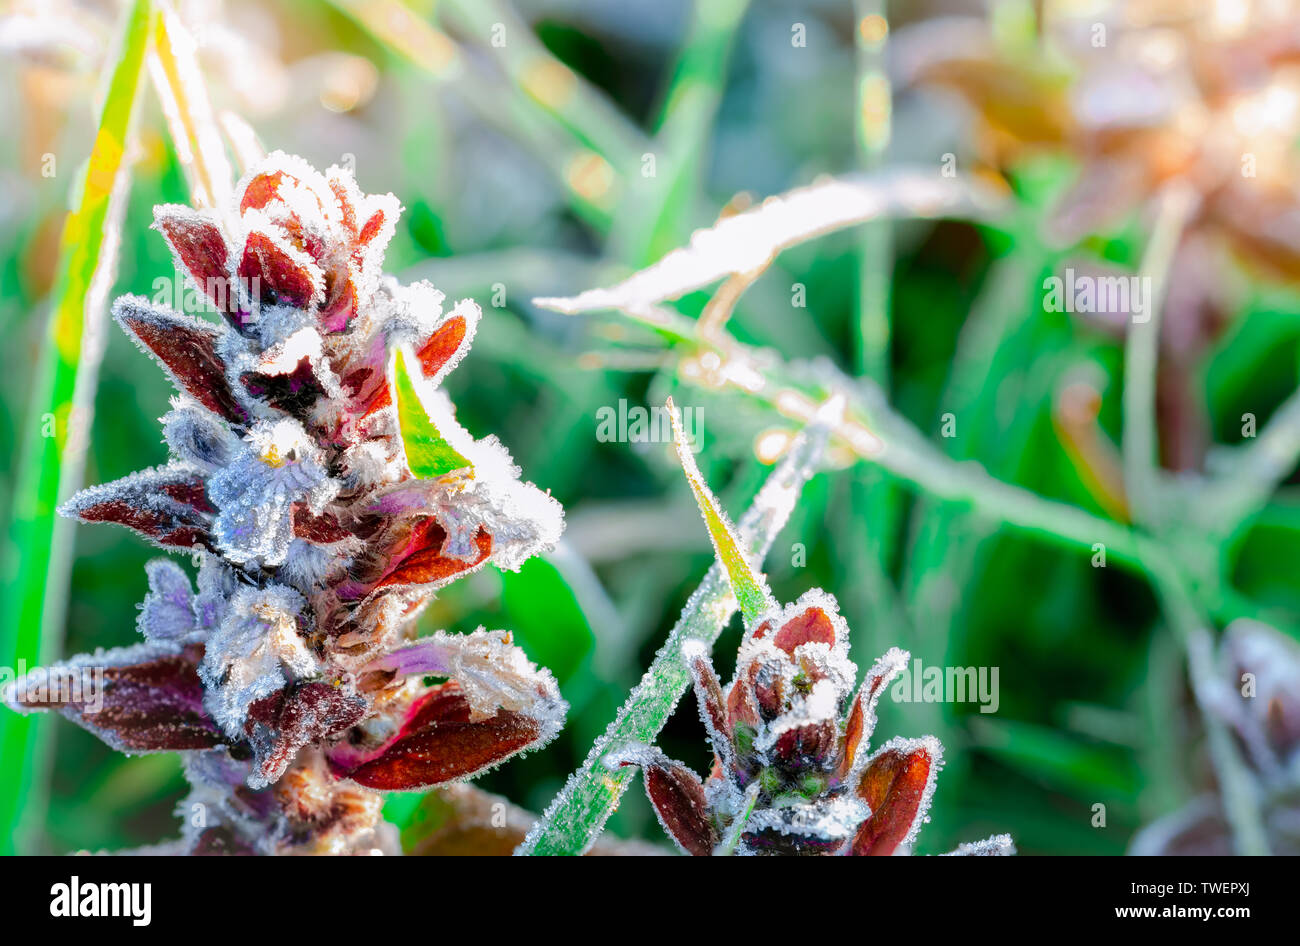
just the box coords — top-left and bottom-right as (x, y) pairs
(669, 397), (776, 627)
(392, 347), (473, 479)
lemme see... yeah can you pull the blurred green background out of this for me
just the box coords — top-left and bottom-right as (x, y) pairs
(3, 0), (1300, 855)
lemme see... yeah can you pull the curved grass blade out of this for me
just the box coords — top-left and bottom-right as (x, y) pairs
(516, 413), (831, 855)
(0, 0), (153, 855)
(535, 170), (1005, 317)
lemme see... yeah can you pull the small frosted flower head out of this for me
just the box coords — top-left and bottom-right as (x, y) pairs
(614, 404), (1013, 856)
(56, 151), (563, 635)
(631, 592), (948, 856)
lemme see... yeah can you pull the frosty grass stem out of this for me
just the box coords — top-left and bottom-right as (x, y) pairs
(0, 0), (153, 855)
(517, 412), (832, 855)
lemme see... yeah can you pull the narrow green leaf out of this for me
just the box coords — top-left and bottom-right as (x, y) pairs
(0, 0), (153, 855)
(610, 0), (751, 265)
(392, 346), (472, 479)
(669, 396), (775, 628)
(516, 416), (828, 856)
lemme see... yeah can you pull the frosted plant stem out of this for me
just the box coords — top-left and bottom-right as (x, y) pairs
(1122, 182), (1195, 525)
(551, 287), (1149, 570)
(516, 416), (831, 855)
(1145, 562), (1270, 856)
(1202, 381), (1300, 529)
(744, 373), (1150, 569)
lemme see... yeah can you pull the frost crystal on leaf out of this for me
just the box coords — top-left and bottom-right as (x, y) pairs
(943, 834), (1016, 856)
(12, 152), (568, 855)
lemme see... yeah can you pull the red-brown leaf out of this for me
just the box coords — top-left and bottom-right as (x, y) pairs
(152, 206), (237, 316)
(850, 741), (937, 856)
(115, 297), (247, 423)
(373, 521), (492, 591)
(770, 607), (837, 654)
(62, 466), (216, 551)
(330, 682), (542, 790)
(637, 757), (719, 857)
(239, 230), (319, 309)
(191, 825), (257, 855)
(244, 681), (368, 786)
(239, 169), (290, 213)
(8, 643), (223, 752)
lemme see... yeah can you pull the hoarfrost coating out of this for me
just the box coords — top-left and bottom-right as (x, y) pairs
(3, 152), (567, 855)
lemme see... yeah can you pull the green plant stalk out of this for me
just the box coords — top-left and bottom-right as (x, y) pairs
(1200, 379), (1300, 535)
(853, 0), (891, 384)
(1122, 182), (1194, 524)
(516, 415), (830, 855)
(894, 236), (1054, 816)
(851, 0), (902, 653)
(0, 0), (152, 855)
(1117, 183), (1267, 855)
(1144, 562), (1270, 855)
(715, 783), (760, 856)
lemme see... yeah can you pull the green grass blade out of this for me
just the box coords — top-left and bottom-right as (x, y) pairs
(668, 396), (775, 627)
(516, 416), (829, 856)
(853, 0), (892, 383)
(0, 0), (153, 855)
(611, 0), (751, 265)
(851, 1), (903, 650)
(392, 347), (473, 478)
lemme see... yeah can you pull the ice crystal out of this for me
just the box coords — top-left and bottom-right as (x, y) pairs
(3, 152), (567, 855)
